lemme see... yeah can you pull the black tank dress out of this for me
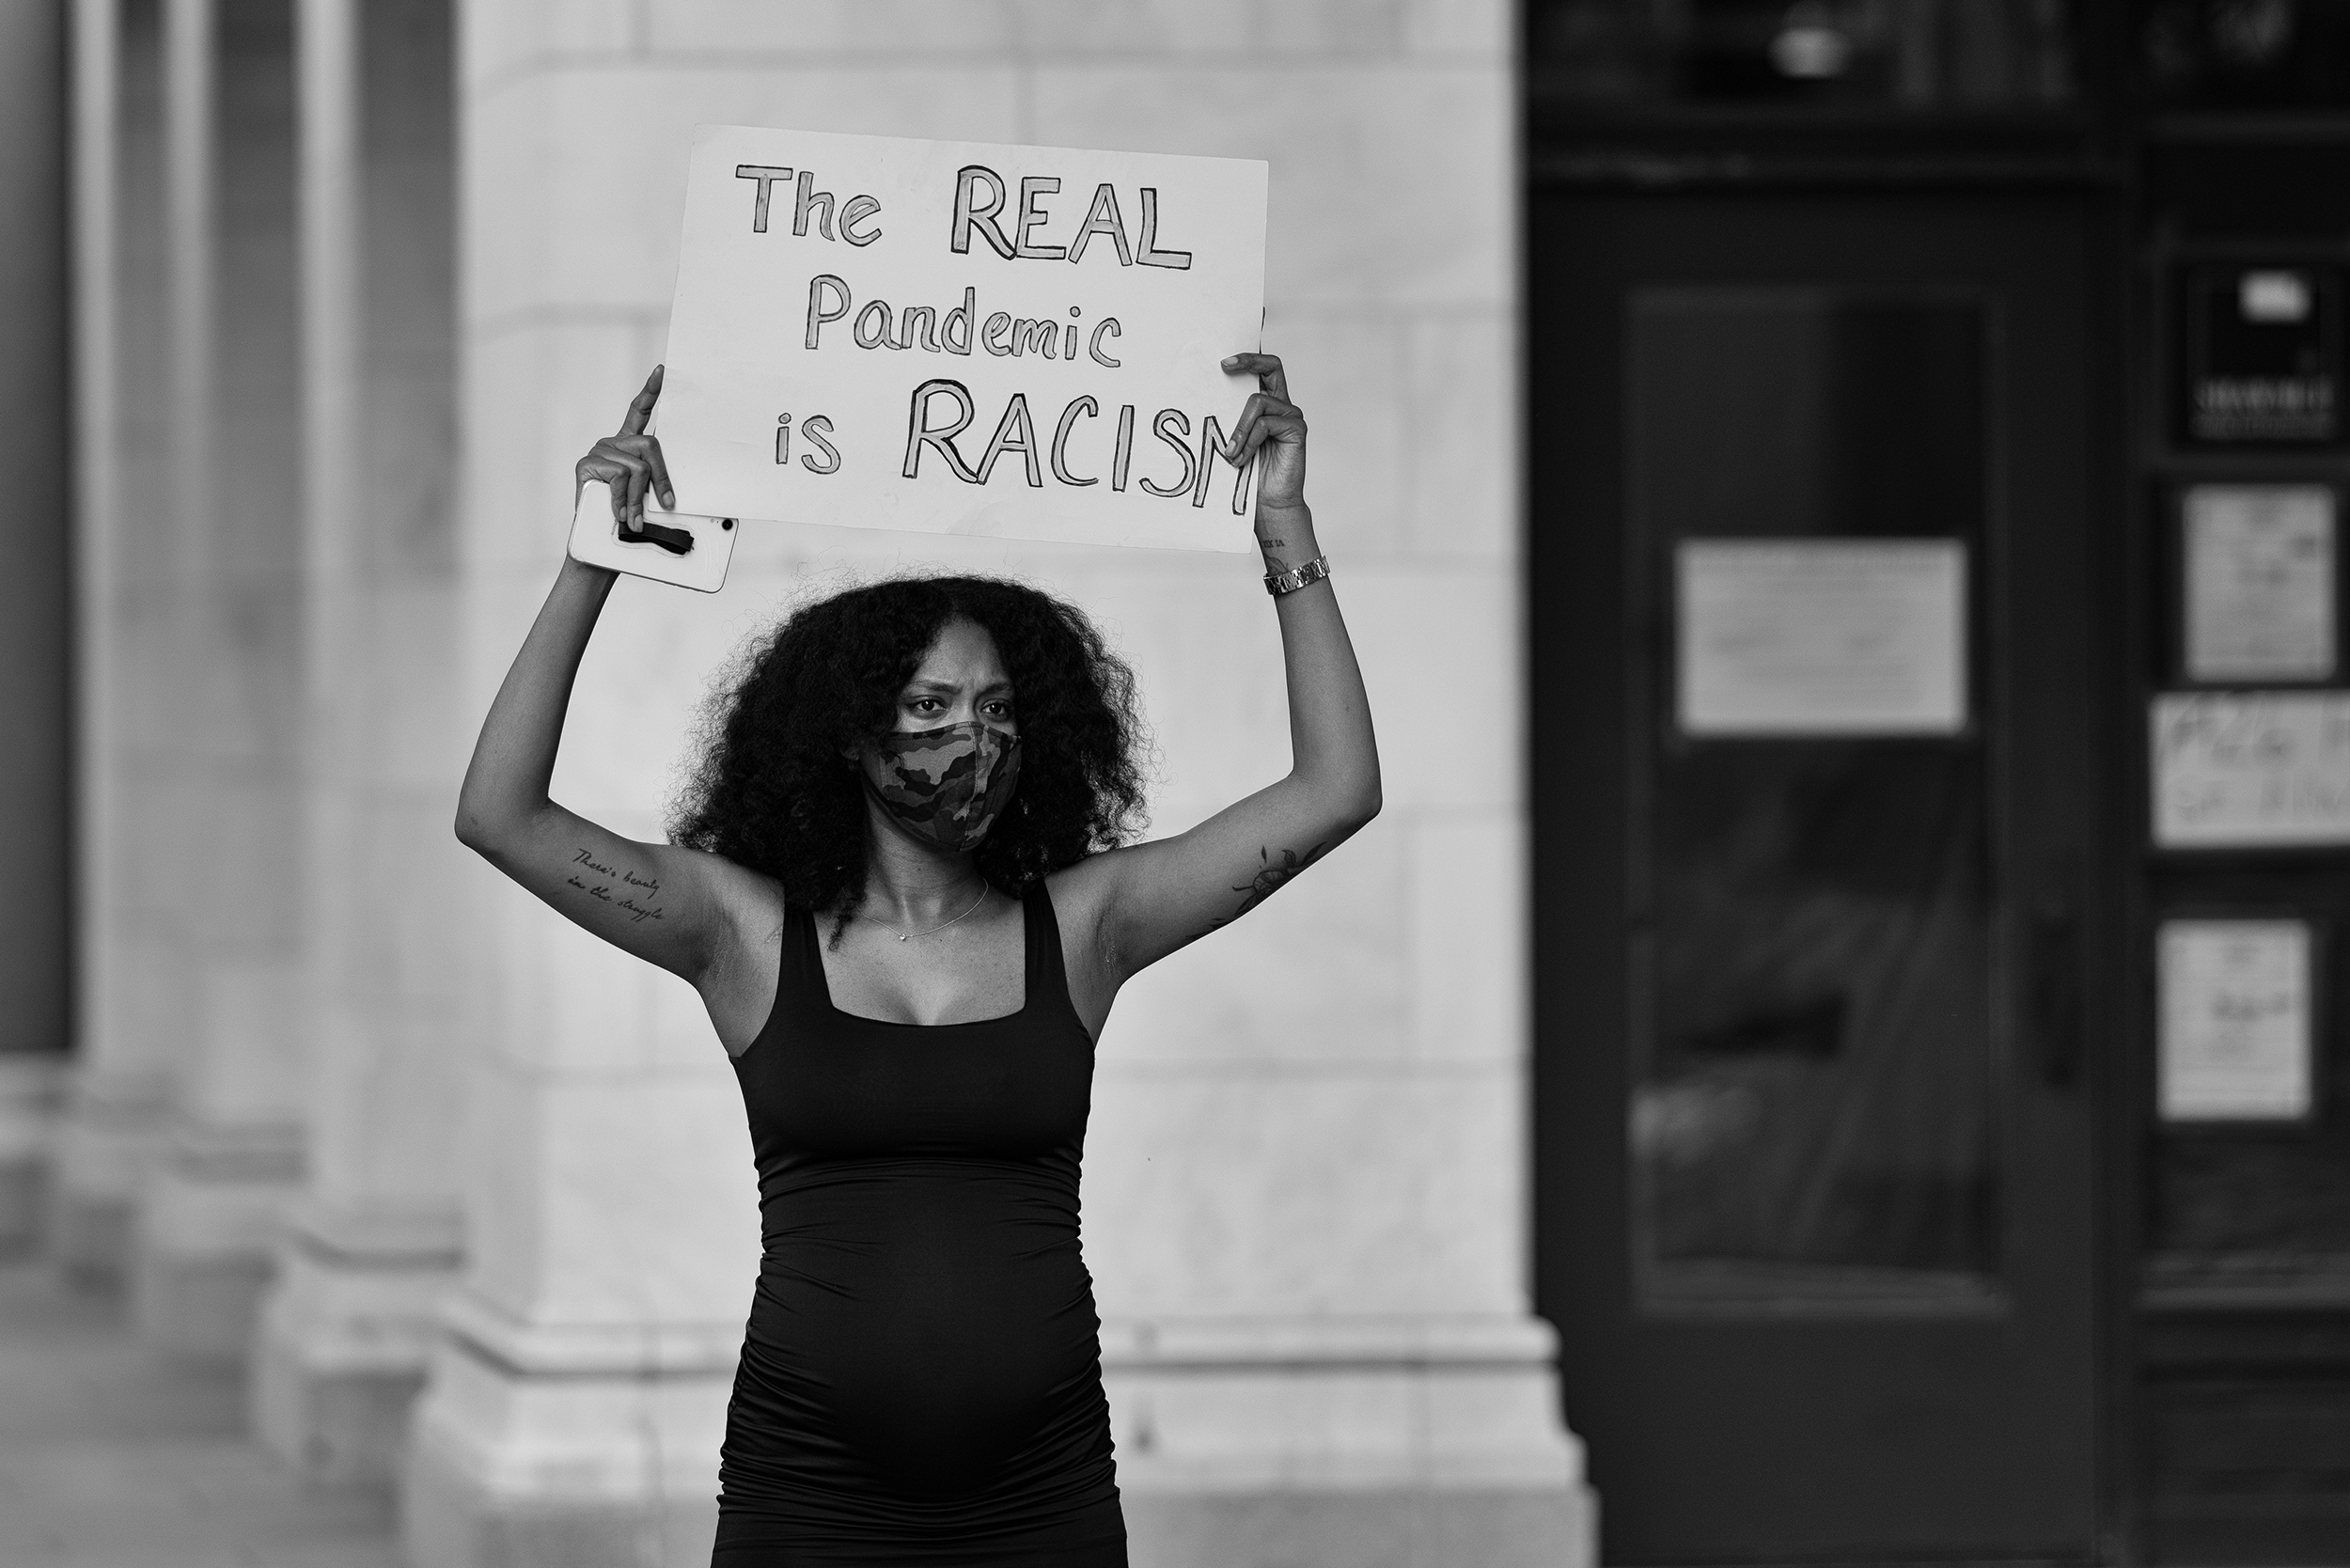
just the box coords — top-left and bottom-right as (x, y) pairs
(711, 881), (1127, 1566)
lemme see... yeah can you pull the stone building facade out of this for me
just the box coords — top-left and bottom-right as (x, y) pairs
(39, 2), (1590, 1563)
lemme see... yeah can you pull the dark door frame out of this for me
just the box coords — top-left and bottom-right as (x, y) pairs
(1522, 172), (2138, 1563)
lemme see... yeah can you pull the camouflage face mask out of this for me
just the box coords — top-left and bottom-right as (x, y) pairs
(858, 721), (1023, 854)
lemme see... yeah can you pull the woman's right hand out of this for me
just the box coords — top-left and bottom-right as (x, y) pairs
(575, 365), (678, 525)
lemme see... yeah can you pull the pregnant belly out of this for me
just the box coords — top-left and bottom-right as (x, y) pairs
(744, 1168), (1103, 1501)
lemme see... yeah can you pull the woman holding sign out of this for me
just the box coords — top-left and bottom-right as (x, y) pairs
(456, 354), (1376, 1566)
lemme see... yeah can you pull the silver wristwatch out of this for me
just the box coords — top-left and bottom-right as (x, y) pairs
(1263, 555), (1332, 597)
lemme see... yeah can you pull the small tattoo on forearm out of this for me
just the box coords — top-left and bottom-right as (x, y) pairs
(569, 848), (665, 923)
(1210, 841), (1329, 929)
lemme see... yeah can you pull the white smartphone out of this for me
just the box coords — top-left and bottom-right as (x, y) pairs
(566, 479), (741, 593)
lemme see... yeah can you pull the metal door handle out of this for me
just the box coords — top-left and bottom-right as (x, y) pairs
(2028, 900), (2083, 1089)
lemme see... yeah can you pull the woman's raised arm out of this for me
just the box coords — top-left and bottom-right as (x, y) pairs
(454, 368), (763, 984)
(1064, 353), (1382, 983)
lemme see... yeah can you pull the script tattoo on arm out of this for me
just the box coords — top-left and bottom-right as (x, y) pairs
(1210, 841), (1330, 930)
(564, 846), (668, 925)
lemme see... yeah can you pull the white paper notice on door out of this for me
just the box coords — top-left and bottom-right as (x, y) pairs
(2184, 484), (2336, 682)
(2157, 918), (2314, 1122)
(2151, 690), (2350, 847)
(1676, 539), (1967, 736)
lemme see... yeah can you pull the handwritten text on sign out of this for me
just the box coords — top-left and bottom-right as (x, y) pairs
(654, 125), (1269, 552)
(2151, 690), (2350, 847)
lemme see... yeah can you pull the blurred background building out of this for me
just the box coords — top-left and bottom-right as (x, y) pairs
(9, 0), (2350, 1566)
(1529, 1), (2350, 1563)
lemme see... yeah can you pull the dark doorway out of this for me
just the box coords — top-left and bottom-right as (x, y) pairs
(1529, 192), (2113, 1562)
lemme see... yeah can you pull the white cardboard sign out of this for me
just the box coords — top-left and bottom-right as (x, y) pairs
(651, 124), (1268, 553)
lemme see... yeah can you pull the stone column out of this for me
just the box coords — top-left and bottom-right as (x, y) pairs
(1022, 19), (1591, 1559)
(51, 0), (180, 1284)
(254, 0), (469, 1481)
(405, 5), (1590, 1565)
(131, 0), (310, 1360)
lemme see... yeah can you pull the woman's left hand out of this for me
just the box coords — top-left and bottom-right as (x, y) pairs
(1221, 353), (1308, 544)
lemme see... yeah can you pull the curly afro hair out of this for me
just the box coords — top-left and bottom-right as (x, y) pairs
(667, 575), (1148, 918)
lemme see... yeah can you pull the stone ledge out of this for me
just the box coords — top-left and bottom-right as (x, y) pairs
(1106, 1359), (1582, 1494)
(434, 1286), (744, 1379)
(399, 1299), (1590, 1567)
(1101, 1310), (1559, 1369)
(253, 1223), (465, 1482)
(1125, 1484), (1595, 1568)
(163, 1118), (307, 1182)
(58, 1061), (173, 1125)
(132, 1133), (309, 1362)
(0, 1055), (65, 1254)
(132, 1240), (277, 1364)
(400, 1476), (1590, 1568)
(401, 1424), (717, 1568)
(43, 1062), (172, 1281)
(400, 1329), (731, 1568)
(254, 1316), (431, 1483)
(287, 1197), (465, 1268)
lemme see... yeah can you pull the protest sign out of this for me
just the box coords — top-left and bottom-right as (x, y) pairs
(648, 123), (1268, 557)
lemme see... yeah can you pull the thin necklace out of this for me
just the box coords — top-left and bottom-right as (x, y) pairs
(880, 882), (989, 942)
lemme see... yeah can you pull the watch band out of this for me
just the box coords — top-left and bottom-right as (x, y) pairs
(1263, 554), (1332, 597)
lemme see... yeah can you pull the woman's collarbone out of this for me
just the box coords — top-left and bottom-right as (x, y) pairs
(828, 904), (1026, 1026)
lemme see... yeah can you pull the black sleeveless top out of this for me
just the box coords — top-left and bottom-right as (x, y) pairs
(712, 882), (1127, 1567)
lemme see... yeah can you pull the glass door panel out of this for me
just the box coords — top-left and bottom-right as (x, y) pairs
(1629, 294), (2002, 1310)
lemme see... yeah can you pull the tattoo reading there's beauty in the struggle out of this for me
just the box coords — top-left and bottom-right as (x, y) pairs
(568, 847), (666, 925)
(1211, 842), (1329, 930)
